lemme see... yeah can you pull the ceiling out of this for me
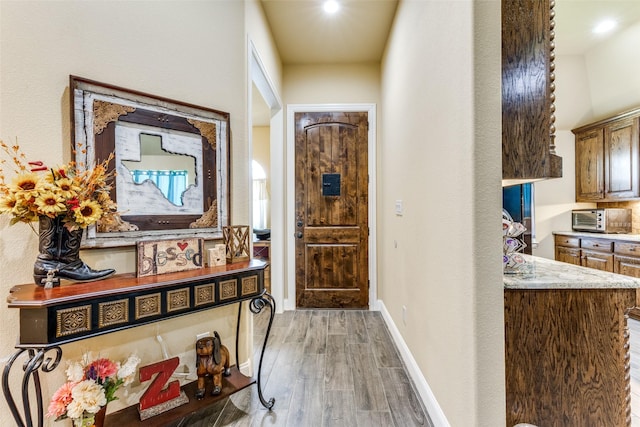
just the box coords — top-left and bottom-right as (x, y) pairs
(251, 0), (640, 125)
(554, 0), (640, 55)
(260, 0), (398, 65)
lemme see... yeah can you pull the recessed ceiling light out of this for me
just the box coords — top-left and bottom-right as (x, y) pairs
(323, 0), (340, 14)
(593, 19), (617, 34)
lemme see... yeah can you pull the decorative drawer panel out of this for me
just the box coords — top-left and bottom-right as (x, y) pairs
(167, 288), (190, 312)
(194, 283), (216, 307)
(10, 260), (267, 346)
(98, 299), (129, 328)
(56, 305), (92, 338)
(554, 235), (580, 248)
(581, 238), (613, 252)
(135, 293), (162, 319)
(219, 279), (239, 301)
(614, 242), (640, 256)
(242, 275), (258, 296)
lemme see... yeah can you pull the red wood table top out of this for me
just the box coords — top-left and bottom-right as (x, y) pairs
(7, 259), (267, 308)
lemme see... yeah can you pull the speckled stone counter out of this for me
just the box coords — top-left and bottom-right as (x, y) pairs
(504, 254), (640, 289)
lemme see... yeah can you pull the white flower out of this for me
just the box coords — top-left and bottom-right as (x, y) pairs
(65, 400), (85, 420)
(117, 354), (141, 386)
(70, 380), (107, 415)
(66, 362), (85, 382)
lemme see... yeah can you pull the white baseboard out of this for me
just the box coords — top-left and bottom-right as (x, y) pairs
(239, 358), (252, 377)
(377, 300), (451, 427)
(283, 298), (295, 312)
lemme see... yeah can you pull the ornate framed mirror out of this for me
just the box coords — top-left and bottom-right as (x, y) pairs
(70, 76), (230, 248)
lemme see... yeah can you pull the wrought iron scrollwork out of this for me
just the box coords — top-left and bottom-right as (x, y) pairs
(250, 291), (276, 409)
(2, 346), (62, 427)
(249, 290), (273, 314)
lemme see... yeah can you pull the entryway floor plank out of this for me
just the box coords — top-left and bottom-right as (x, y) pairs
(179, 310), (433, 427)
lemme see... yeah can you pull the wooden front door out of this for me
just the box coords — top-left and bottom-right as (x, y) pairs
(294, 112), (369, 308)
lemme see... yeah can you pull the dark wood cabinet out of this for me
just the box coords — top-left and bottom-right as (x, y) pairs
(575, 128), (605, 200)
(581, 248), (614, 272)
(554, 235), (581, 265)
(614, 241), (640, 277)
(555, 246), (581, 265)
(614, 255), (640, 278)
(555, 233), (640, 276)
(574, 111), (640, 202)
(505, 287), (635, 426)
(502, 0), (562, 184)
(605, 118), (639, 199)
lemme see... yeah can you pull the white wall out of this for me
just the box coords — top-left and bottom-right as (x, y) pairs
(284, 63), (380, 105)
(533, 55), (596, 259)
(252, 126), (271, 227)
(380, 1), (503, 425)
(0, 1), (280, 424)
(245, 0), (283, 99)
(586, 21), (640, 120)
(533, 21), (640, 260)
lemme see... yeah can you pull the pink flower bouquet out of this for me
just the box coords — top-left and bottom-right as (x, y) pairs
(47, 353), (140, 427)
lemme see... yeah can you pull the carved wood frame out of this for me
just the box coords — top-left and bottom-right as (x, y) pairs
(70, 76), (230, 248)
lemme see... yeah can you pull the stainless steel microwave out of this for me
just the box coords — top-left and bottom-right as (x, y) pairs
(571, 208), (632, 233)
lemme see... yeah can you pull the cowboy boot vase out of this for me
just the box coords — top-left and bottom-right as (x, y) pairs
(33, 216), (115, 286)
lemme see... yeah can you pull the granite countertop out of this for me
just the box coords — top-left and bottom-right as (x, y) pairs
(504, 254), (640, 290)
(553, 230), (640, 242)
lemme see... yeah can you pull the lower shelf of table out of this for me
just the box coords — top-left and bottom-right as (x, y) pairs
(107, 366), (255, 426)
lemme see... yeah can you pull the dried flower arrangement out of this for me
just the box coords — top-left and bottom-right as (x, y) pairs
(0, 138), (119, 285)
(0, 139), (118, 231)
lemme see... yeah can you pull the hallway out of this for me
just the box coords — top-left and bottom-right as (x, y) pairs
(178, 309), (432, 426)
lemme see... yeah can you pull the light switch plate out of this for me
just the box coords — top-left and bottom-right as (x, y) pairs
(395, 200), (403, 216)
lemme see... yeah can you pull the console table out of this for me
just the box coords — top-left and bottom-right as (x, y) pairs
(2, 259), (275, 427)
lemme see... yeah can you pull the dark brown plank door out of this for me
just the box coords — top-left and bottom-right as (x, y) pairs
(294, 112), (369, 308)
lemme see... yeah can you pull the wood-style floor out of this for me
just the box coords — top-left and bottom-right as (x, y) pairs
(176, 310), (432, 427)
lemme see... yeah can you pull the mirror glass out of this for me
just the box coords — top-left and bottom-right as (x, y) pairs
(71, 76), (230, 248)
(120, 132), (199, 211)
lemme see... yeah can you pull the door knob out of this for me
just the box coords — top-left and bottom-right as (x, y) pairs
(296, 232), (303, 239)
(297, 220), (303, 227)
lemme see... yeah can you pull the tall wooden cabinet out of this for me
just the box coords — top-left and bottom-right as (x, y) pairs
(575, 128), (605, 201)
(574, 111), (640, 202)
(502, 0), (562, 184)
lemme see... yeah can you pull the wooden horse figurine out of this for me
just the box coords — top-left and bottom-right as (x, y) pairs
(195, 331), (231, 399)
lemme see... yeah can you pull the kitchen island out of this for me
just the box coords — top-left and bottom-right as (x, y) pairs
(504, 255), (640, 427)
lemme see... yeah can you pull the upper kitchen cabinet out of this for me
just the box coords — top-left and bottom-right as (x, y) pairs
(502, 0), (562, 185)
(574, 110), (640, 202)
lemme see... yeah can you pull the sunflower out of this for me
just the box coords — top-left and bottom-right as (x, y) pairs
(1, 140), (120, 228)
(0, 193), (17, 214)
(34, 190), (66, 216)
(11, 172), (42, 194)
(53, 177), (80, 199)
(96, 190), (116, 211)
(73, 200), (103, 227)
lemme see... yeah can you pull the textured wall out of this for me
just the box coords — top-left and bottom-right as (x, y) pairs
(380, 1), (504, 425)
(0, 1), (281, 424)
